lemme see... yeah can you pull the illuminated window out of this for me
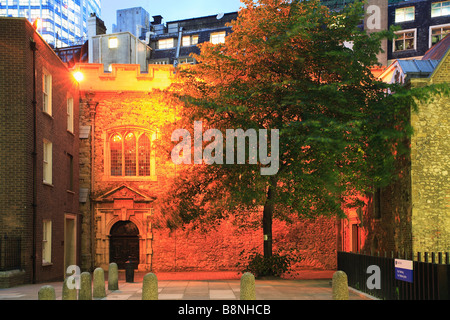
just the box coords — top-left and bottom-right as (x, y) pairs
(110, 134), (123, 176)
(182, 35), (199, 47)
(43, 71), (52, 115)
(124, 133), (137, 176)
(430, 24), (450, 46)
(109, 37), (118, 48)
(210, 31), (226, 44)
(43, 140), (52, 184)
(108, 129), (155, 178)
(393, 29), (416, 52)
(158, 38), (175, 49)
(67, 97), (74, 133)
(139, 135), (151, 176)
(431, 1), (450, 17)
(395, 7), (415, 23)
(42, 220), (52, 264)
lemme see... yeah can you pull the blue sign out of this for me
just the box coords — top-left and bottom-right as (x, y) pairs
(395, 259), (413, 283)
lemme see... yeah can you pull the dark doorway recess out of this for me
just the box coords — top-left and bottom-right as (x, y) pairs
(110, 221), (139, 269)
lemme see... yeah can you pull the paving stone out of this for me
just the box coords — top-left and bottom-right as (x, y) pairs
(159, 293), (184, 300)
(209, 290), (236, 299)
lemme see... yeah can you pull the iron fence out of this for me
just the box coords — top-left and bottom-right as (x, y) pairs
(0, 236), (22, 272)
(337, 251), (450, 300)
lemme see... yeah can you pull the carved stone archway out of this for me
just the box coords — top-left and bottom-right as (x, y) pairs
(94, 185), (155, 271)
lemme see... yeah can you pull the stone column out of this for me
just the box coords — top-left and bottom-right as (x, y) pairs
(38, 285), (56, 300)
(79, 272), (92, 300)
(62, 277), (78, 300)
(108, 262), (119, 291)
(240, 272), (256, 300)
(93, 267), (106, 299)
(332, 271), (349, 300)
(142, 273), (158, 300)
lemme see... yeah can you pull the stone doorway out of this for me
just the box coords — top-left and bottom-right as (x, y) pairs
(109, 221), (140, 269)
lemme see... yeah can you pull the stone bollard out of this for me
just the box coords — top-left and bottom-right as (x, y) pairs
(332, 271), (349, 300)
(78, 272), (92, 300)
(240, 272), (256, 300)
(38, 285), (56, 300)
(108, 263), (119, 291)
(142, 273), (158, 300)
(62, 277), (78, 300)
(93, 267), (106, 299)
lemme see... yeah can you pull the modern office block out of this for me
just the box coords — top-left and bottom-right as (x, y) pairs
(0, 0), (101, 48)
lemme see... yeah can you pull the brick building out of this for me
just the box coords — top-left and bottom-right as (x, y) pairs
(0, 17), (80, 286)
(388, 0), (450, 61)
(148, 12), (238, 66)
(73, 63), (338, 273)
(323, 0), (450, 65)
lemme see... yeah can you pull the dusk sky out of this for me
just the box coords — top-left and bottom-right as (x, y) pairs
(100, 0), (244, 31)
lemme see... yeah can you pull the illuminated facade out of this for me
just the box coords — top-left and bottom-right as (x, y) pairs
(73, 63), (338, 273)
(0, 0), (101, 48)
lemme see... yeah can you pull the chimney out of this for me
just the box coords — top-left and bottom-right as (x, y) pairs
(152, 15), (163, 25)
(88, 13), (107, 63)
(87, 13), (107, 38)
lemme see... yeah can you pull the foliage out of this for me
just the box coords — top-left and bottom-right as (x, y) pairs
(236, 249), (301, 278)
(159, 0), (444, 264)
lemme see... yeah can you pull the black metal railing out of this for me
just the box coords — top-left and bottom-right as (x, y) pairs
(337, 251), (450, 300)
(0, 236), (22, 272)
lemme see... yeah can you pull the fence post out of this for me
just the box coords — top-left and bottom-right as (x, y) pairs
(79, 272), (92, 300)
(62, 277), (77, 300)
(142, 273), (158, 300)
(108, 263), (119, 291)
(93, 268), (106, 299)
(38, 285), (56, 300)
(240, 272), (256, 300)
(332, 271), (349, 300)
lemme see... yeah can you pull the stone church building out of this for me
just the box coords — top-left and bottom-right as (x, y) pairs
(74, 63), (338, 273)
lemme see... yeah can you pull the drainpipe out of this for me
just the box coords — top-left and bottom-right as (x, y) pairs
(174, 27), (183, 69)
(30, 38), (37, 284)
(90, 99), (99, 271)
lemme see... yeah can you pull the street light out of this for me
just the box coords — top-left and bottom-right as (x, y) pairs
(73, 71), (84, 82)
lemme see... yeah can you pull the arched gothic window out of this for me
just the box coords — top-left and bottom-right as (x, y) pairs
(139, 134), (151, 177)
(107, 129), (155, 178)
(124, 133), (137, 176)
(110, 134), (123, 176)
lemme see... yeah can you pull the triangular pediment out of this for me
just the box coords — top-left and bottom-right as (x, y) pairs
(94, 184), (155, 203)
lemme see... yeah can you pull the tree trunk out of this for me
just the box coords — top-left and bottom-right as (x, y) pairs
(263, 176), (277, 259)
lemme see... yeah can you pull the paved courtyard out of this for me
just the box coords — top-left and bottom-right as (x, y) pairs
(0, 271), (374, 300)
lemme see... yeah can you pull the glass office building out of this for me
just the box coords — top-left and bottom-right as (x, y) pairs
(0, 0), (101, 47)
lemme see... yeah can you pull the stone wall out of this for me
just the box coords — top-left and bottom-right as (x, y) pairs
(357, 52), (450, 258)
(77, 64), (338, 273)
(410, 62), (450, 254)
(151, 215), (337, 272)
